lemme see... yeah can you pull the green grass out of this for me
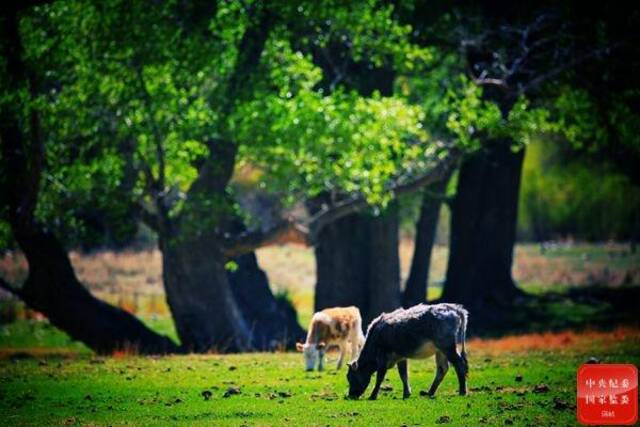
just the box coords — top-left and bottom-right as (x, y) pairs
(0, 317), (178, 355)
(1, 336), (638, 426)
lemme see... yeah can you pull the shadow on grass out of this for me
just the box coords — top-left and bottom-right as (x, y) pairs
(471, 285), (640, 337)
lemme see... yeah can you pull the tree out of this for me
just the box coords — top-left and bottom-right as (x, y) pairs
(1, 0), (300, 352)
(2, 0), (449, 352)
(433, 1), (640, 316)
(0, 3), (178, 354)
(402, 169), (452, 307)
(233, 3), (455, 323)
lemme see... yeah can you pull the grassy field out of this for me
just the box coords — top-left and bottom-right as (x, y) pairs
(1, 242), (639, 425)
(1, 327), (638, 426)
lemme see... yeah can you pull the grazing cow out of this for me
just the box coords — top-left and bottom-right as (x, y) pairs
(347, 303), (468, 400)
(296, 306), (365, 371)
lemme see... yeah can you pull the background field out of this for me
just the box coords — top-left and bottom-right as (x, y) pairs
(1, 241), (639, 353)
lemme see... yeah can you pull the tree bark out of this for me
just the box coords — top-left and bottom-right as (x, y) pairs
(403, 170), (452, 307)
(228, 252), (306, 349)
(440, 139), (525, 312)
(313, 212), (369, 315)
(312, 200), (401, 324)
(365, 203), (402, 319)
(160, 234), (252, 352)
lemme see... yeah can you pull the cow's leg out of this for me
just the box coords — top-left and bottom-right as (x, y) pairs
(336, 343), (346, 370)
(397, 359), (411, 399)
(318, 348), (326, 371)
(368, 367), (388, 400)
(427, 351), (449, 396)
(444, 345), (467, 396)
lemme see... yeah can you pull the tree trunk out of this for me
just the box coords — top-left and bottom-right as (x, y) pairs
(228, 252), (306, 349)
(312, 201), (401, 324)
(0, 7), (178, 355)
(403, 171), (452, 307)
(365, 203), (402, 319)
(159, 232), (252, 353)
(441, 139), (525, 313)
(314, 213), (369, 314)
(10, 227), (179, 354)
(157, 134), (305, 352)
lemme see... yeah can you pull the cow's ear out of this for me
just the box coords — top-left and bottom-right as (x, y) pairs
(316, 342), (326, 350)
(296, 342), (304, 352)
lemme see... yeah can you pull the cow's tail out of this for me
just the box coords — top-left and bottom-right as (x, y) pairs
(455, 305), (469, 376)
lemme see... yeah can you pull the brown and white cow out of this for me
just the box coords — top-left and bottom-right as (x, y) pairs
(296, 306), (365, 371)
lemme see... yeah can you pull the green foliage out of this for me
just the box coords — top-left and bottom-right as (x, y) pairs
(4, 0), (463, 248)
(5, 0), (637, 249)
(234, 83), (429, 206)
(519, 139), (640, 240)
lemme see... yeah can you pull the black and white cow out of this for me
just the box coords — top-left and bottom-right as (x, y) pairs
(346, 303), (468, 400)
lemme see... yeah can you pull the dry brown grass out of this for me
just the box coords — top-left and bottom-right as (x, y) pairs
(1, 240), (637, 321)
(468, 325), (640, 355)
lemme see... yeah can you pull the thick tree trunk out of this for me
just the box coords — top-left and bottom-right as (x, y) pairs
(314, 213), (369, 314)
(160, 233), (252, 353)
(9, 227), (179, 354)
(228, 252), (306, 349)
(313, 201), (401, 324)
(441, 139), (525, 312)
(365, 204), (401, 319)
(403, 171), (452, 307)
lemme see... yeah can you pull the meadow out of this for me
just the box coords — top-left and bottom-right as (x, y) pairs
(1, 328), (638, 426)
(1, 242), (639, 425)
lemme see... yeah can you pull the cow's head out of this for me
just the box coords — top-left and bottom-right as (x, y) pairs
(296, 342), (326, 371)
(346, 360), (373, 398)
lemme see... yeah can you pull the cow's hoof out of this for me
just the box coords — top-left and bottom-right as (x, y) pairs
(368, 395), (378, 401)
(403, 393), (411, 400)
(459, 390), (467, 396)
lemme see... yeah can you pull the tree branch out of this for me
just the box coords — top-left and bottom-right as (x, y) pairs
(221, 148), (461, 257)
(305, 148), (461, 242)
(134, 65), (166, 194)
(473, 77), (508, 89)
(518, 41), (625, 96)
(137, 204), (161, 233)
(222, 220), (310, 258)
